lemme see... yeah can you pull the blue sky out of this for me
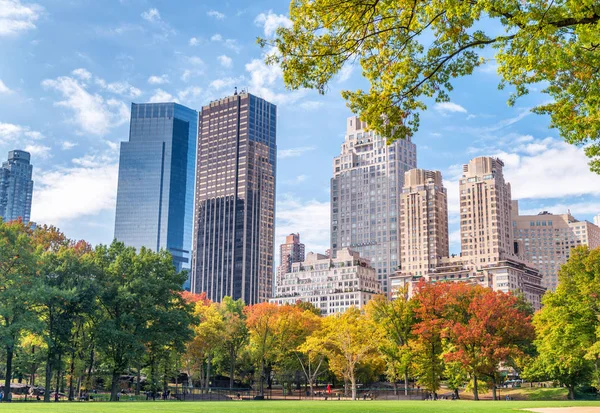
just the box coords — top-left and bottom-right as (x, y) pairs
(2, 0), (600, 257)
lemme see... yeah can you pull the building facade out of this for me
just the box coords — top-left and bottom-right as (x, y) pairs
(0, 150), (33, 223)
(331, 116), (417, 293)
(400, 169), (449, 276)
(271, 248), (381, 315)
(512, 201), (600, 290)
(277, 233), (305, 284)
(392, 157), (545, 310)
(114, 102), (197, 274)
(191, 92), (276, 304)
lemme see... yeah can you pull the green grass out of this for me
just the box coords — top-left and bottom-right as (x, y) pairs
(1, 400), (600, 413)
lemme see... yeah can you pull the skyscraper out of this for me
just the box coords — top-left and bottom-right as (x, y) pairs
(191, 92), (276, 304)
(331, 116), (417, 293)
(391, 156), (545, 310)
(400, 169), (449, 276)
(512, 202), (600, 290)
(114, 102), (197, 274)
(0, 150), (33, 223)
(459, 156), (514, 264)
(277, 233), (305, 283)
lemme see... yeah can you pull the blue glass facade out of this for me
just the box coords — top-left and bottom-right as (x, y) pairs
(0, 150), (34, 223)
(114, 103), (197, 276)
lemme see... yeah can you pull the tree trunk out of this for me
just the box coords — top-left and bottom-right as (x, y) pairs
(85, 347), (94, 392)
(135, 365), (141, 396)
(404, 370), (409, 396)
(350, 374), (357, 400)
(229, 348), (235, 389)
(259, 357), (265, 396)
(68, 349), (76, 401)
(44, 353), (52, 402)
(4, 346), (14, 403)
(110, 370), (120, 401)
(567, 384), (575, 400)
(491, 378), (497, 401)
(473, 374), (479, 401)
(393, 380), (397, 396)
(205, 354), (212, 392)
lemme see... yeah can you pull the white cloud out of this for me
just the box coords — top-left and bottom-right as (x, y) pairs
(177, 86), (202, 102)
(337, 65), (354, 83)
(96, 79), (141, 98)
(148, 74), (169, 85)
(207, 10), (225, 20)
(42, 75), (129, 136)
(0, 79), (12, 93)
(209, 77), (242, 91)
(31, 160), (118, 224)
(149, 88), (177, 103)
(180, 56), (205, 82)
(519, 202), (600, 217)
(278, 146), (316, 158)
(298, 101), (323, 111)
(141, 8), (160, 22)
(71, 68), (92, 81)
(276, 194), (330, 256)
(23, 143), (50, 159)
(0, 0), (43, 37)
(61, 141), (77, 150)
(210, 34), (241, 53)
(254, 10), (292, 37)
(434, 102), (468, 114)
(189, 37), (201, 46)
(0, 122), (44, 143)
(218, 55), (233, 68)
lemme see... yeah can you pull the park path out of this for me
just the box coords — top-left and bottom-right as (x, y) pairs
(527, 408), (600, 413)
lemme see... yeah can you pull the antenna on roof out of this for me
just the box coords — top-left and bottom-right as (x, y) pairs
(234, 87), (238, 96)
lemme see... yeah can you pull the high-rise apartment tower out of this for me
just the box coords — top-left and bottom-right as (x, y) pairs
(0, 150), (33, 223)
(331, 116), (417, 293)
(114, 102), (198, 274)
(191, 92), (276, 304)
(400, 169), (449, 276)
(277, 233), (305, 283)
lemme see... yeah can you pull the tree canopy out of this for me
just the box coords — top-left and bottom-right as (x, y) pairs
(264, 1), (600, 171)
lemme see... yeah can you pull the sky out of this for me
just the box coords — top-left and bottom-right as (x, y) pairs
(2, 0), (600, 258)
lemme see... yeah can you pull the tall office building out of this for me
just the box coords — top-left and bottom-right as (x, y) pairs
(400, 169), (449, 276)
(0, 150), (33, 222)
(191, 92), (276, 304)
(114, 102), (197, 274)
(331, 116), (417, 292)
(513, 202), (600, 290)
(277, 233), (305, 283)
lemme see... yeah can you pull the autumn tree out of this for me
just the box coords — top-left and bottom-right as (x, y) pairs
(186, 296), (224, 392)
(411, 280), (448, 394)
(304, 307), (381, 400)
(365, 287), (415, 395)
(533, 246), (600, 399)
(265, 1), (600, 171)
(244, 302), (281, 396)
(217, 296), (248, 389)
(442, 283), (534, 400)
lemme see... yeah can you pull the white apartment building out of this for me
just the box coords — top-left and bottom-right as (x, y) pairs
(270, 248), (382, 315)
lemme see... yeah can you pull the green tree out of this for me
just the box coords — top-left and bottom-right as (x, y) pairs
(93, 241), (189, 401)
(533, 246), (600, 399)
(365, 288), (415, 395)
(217, 297), (248, 389)
(265, 1), (600, 171)
(0, 221), (39, 403)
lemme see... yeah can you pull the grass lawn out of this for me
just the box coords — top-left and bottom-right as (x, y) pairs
(1, 400), (600, 413)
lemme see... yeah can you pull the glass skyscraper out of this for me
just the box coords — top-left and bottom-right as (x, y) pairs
(0, 150), (34, 223)
(191, 92), (276, 304)
(114, 102), (197, 275)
